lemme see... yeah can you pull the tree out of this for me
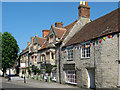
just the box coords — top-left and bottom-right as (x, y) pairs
(2, 32), (19, 76)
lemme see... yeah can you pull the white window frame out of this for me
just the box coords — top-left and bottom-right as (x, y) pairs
(81, 44), (90, 58)
(67, 49), (73, 60)
(65, 70), (77, 85)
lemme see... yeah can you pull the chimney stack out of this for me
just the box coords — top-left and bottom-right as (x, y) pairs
(31, 37), (34, 43)
(55, 22), (63, 28)
(78, 0), (90, 18)
(42, 30), (49, 38)
(27, 41), (30, 46)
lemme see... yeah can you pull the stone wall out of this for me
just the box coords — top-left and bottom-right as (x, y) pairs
(58, 34), (119, 88)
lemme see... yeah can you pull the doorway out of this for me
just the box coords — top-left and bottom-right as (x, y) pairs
(87, 69), (95, 88)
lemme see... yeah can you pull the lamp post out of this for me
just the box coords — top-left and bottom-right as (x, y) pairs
(24, 60), (26, 83)
(24, 68), (26, 83)
(8, 62), (11, 81)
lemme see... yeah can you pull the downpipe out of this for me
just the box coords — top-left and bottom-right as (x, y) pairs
(118, 33), (120, 87)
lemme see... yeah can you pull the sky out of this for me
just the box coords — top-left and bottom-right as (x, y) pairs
(2, 2), (118, 53)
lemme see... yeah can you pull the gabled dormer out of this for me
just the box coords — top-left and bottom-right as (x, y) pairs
(29, 35), (46, 53)
(47, 23), (66, 46)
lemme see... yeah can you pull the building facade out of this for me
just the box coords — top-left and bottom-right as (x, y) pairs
(19, 1), (120, 89)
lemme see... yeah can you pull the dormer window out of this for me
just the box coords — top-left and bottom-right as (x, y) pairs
(49, 34), (54, 43)
(34, 44), (37, 50)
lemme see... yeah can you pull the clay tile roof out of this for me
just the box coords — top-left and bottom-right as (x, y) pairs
(62, 20), (78, 39)
(55, 20), (78, 44)
(39, 41), (47, 50)
(54, 27), (66, 39)
(64, 8), (120, 47)
(37, 37), (46, 46)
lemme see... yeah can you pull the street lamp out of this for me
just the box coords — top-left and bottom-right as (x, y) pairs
(24, 68), (26, 83)
(8, 62), (11, 81)
(24, 60), (26, 83)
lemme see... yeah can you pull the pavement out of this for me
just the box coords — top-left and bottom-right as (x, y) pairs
(1, 77), (79, 88)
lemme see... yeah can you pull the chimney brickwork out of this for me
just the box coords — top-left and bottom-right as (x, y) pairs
(42, 30), (49, 38)
(55, 22), (63, 28)
(27, 41), (30, 46)
(78, 1), (90, 18)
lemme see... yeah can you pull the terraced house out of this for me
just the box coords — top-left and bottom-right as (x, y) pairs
(19, 42), (30, 77)
(58, 4), (120, 89)
(19, 1), (120, 89)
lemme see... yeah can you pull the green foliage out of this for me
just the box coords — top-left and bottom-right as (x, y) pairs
(28, 69), (31, 74)
(46, 68), (51, 73)
(52, 65), (57, 68)
(41, 65), (46, 69)
(36, 69), (41, 74)
(2, 32), (19, 68)
(32, 66), (38, 75)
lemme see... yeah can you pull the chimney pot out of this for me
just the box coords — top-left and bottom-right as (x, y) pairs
(83, 1), (85, 5)
(85, 0), (88, 6)
(27, 41), (30, 46)
(31, 37), (34, 43)
(80, 1), (82, 5)
(55, 22), (63, 28)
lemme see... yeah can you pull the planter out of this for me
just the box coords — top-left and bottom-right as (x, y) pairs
(34, 75), (37, 80)
(38, 75), (41, 81)
(47, 76), (51, 82)
(28, 75), (31, 79)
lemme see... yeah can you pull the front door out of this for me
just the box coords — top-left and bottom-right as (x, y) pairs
(87, 69), (95, 88)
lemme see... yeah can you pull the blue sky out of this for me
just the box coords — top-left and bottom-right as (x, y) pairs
(2, 2), (118, 52)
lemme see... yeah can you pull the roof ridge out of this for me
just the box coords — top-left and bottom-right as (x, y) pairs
(37, 37), (46, 40)
(54, 27), (66, 30)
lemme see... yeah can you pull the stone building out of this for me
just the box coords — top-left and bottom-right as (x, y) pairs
(55, 0), (91, 84)
(19, 1), (120, 89)
(59, 6), (120, 89)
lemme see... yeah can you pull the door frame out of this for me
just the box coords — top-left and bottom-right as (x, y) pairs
(87, 68), (95, 89)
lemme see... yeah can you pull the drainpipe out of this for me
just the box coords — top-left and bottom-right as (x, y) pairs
(59, 44), (61, 84)
(118, 33), (120, 87)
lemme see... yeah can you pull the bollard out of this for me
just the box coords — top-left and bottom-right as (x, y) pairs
(29, 75), (31, 79)
(47, 76), (50, 82)
(34, 75), (37, 80)
(38, 75), (41, 81)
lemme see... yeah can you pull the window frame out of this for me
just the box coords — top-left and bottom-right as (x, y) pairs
(49, 34), (54, 43)
(65, 70), (77, 85)
(67, 48), (73, 60)
(81, 44), (90, 58)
